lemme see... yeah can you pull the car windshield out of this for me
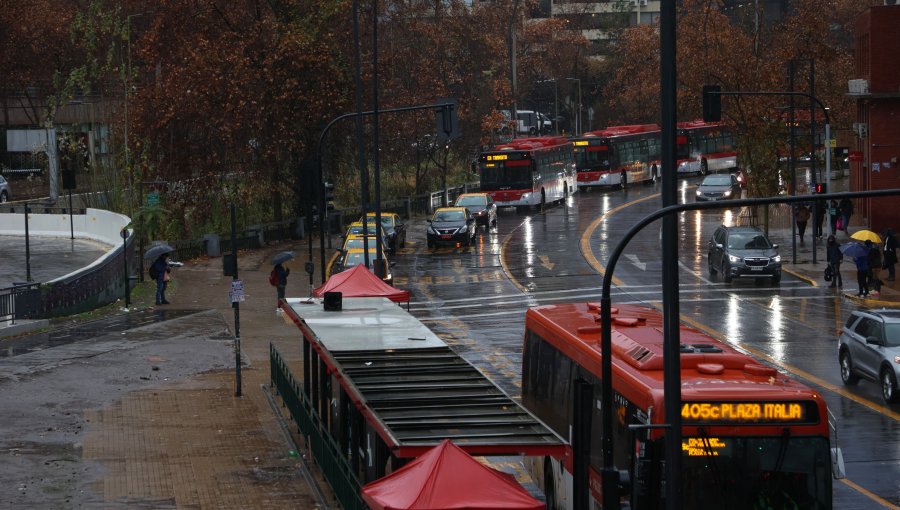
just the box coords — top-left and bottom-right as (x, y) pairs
(348, 225), (378, 235)
(702, 175), (732, 186)
(344, 251), (378, 269)
(728, 232), (773, 250)
(344, 238), (376, 250)
(885, 323), (900, 347)
(456, 196), (487, 207)
(434, 210), (465, 222)
(365, 215), (394, 227)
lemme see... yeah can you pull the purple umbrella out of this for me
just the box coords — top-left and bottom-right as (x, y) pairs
(838, 241), (869, 259)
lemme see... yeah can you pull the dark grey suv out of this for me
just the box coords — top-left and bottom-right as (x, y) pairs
(838, 309), (900, 403)
(707, 225), (782, 283)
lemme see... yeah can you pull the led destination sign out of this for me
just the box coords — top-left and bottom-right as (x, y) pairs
(486, 154), (508, 161)
(681, 401), (818, 425)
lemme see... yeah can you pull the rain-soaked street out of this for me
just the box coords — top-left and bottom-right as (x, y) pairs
(396, 176), (900, 509)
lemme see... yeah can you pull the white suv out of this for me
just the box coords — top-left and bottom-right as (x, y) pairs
(838, 308), (900, 403)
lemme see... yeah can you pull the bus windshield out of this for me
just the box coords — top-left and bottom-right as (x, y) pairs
(479, 162), (533, 190)
(681, 436), (830, 509)
(574, 147), (611, 172)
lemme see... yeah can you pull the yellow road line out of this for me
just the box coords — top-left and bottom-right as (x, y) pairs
(500, 221), (532, 294)
(679, 315), (900, 422)
(579, 193), (661, 288)
(838, 478), (900, 509)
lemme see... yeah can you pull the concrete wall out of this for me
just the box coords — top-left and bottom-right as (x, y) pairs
(0, 208), (130, 246)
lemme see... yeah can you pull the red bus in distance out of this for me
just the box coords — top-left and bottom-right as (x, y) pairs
(571, 124), (661, 190)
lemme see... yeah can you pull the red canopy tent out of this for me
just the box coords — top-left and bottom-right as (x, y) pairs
(312, 264), (410, 306)
(361, 439), (545, 510)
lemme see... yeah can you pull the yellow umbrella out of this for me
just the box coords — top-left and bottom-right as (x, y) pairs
(850, 229), (882, 243)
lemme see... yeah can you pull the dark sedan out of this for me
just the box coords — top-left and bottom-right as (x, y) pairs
(360, 212), (407, 253)
(426, 207), (477, 248)
(453, 193), (498, 228)
(695, 173), (742, 202)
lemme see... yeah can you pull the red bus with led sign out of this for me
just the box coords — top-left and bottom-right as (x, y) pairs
(521, 302), (837, 509)
(477, 136), (577, 212)
(570, 124), (661, 190)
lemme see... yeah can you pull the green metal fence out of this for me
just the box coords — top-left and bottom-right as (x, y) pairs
(269, 344), (367, 510)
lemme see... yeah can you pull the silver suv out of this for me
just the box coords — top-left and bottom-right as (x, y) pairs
(838, 309), (900, 403)
(707, 225), (782, 284)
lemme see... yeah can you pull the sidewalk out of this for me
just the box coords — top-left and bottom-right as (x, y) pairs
(79, 238), (334, 508)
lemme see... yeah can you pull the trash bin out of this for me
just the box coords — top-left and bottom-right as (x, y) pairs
(203, 234), (221, 257)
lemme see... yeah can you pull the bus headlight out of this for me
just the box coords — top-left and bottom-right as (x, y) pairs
(520, 192), (531, 201)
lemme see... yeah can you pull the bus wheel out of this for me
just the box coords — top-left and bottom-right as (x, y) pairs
(620, 171), (628, 190)
(700, 159), (709, 175)
(544, 459), (557, 510)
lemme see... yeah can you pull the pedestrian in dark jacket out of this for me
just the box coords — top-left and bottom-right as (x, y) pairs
(884, 228), (898, 281)
(794, 204), (810, 243)
(814, 200), (826, 239)
(274, 263), (290, 308)
(151, 254), (171, 305)
(854, 249), (869, 297)
(867, 239), (882, 293)
(839, 198), (854, 233)
(826, 235), (843, 288)
(829, 199), (840, 234)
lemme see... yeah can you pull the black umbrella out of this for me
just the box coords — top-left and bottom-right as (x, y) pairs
(144, 243), (175, 261)
(838, 241), (869, 259)
(271, 251), (296, 266)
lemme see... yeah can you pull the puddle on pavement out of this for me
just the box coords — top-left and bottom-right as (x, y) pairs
(0, 309), (203, 358)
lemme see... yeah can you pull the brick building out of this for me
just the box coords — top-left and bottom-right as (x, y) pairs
(851, 4), (900, 234)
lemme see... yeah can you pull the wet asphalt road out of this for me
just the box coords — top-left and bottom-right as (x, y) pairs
(397, 177), (900, 509)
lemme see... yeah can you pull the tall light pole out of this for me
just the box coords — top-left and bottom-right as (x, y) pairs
(567, 78), (582, 134)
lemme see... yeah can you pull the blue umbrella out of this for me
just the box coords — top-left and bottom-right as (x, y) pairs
(838, 241), (869, 259)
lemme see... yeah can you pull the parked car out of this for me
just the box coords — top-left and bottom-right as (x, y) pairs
(0, 175), (9, 202)
(358, 212), (406, 253)
(331, 247), (393, 286)
(426, 207), (477, 248)
(453, 193), (497, 228)
(340, 234), (384, 254)
(838, 308), (900, 403)
(695, 173), (742, 201)
(707, 225), (782, 283)
(344, 221), (389, 248)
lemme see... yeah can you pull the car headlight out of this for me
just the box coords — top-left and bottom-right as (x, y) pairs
(428, 227), (439, 235)
(728, 254), (742, 263)
(475, 210), (485, 215)
(696, 189), (703, 196)
(894, 356), (900, 365)
(723, 190), (732, 197)
(772, 255), (781, 263)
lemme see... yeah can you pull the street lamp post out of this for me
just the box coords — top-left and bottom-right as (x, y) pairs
(567, 78), (582, 134)
(124, 13), (146, 217)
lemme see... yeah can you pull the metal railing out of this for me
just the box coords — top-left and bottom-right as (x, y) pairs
(220, 234), (260, 253)
(270, 345), (366, 510)
(0, 282), (41, 324)
(170, 238), (207, 262)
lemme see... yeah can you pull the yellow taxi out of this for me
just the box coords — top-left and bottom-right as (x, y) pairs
(358, 212), (407, 252)
(328, 246), (393, 286)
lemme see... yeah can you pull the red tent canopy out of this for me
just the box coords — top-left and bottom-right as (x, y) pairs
(361, 439), (545, 510)
(312, 264), (410, 304)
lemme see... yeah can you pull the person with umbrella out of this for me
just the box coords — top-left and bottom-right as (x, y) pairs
(271, 251), (294, 309)
(839, 241), (870, 297)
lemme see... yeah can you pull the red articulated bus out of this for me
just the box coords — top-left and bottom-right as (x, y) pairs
(570, 124), (661, 190)
(478, 136), (577, 212)
(521, 302), (838, 509)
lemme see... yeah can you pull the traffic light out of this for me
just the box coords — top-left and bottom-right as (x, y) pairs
(703, 85), (722, 122)
(815, 182), (825, 194)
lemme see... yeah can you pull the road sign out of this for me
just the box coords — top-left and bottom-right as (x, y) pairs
(229, 279), (245, 303)
(829, 139), (836, 148)
(147, 191), (160, 207)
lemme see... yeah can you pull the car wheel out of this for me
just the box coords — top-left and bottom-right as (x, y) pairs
(881, 368), (899, 403)
(427, 238), (434, 249)
(707, 254), (717, 276)
(839, 350), (859, 385)
(722, 262), (733, 283)
(0, 190), (7, 203)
